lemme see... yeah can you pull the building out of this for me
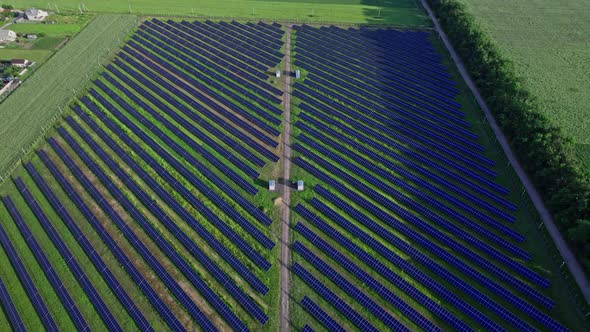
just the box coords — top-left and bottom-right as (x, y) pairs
(11, 59), (28, 68)
(269, 180), (276, 191)
(0, 30), (16, 43)
(297, 180), (304, 191)
(25, 8), (48, 21)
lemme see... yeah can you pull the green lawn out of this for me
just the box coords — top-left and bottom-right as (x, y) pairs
(7, 0), (428, 25)
(456, 0), (590, 164)
(0, 14), (137, 176)
(0, 48), (52, 62)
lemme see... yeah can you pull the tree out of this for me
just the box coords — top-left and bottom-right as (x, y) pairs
(568, 220), (590, 243)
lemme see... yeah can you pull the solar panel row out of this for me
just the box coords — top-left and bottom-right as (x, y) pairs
(47, 137), (219, 331)
(293, 157), (551, 305)
(300, 296), (345, 332)
(71, 109), (270, 287)
(292, 263), (379, 332)
(95, 75), (262, 177)
(125, 42), (282, 132)
(118, 49), (282, 142)
(25, 163), (153, 332)
(295, 86), (496, 175)
(0, 205), (59, 332)
(294, 140), (527, 264)
(295, 33), (458, 101)
(0, 276), (26, 332)
(293, 241), (409, 332)
(131, 30), (283, 114)
(37, 151), (185, 332)
(142, 26), (281, 106)
(296, 100), (510, 196)
(147, 19), (281, 95)
(62, 118), (268, 324)
(294, 120), (522, 241)
(78, 98), (273, 254)
(294, 209), (489, 331)
(295, 48), (463, 120)
(301, 197), (550, 329)
(303, 71), (476, 143)
(295, 222), (443, 332)
(297, 25), (456, 90)
(12, 180), (123, 332)
(294, 115), (515, 213)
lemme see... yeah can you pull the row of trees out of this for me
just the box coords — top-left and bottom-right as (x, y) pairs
(426, 0), (590, 271)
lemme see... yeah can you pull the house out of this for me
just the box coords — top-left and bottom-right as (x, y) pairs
(11, 59), (28, 67)
(25, 8), (48, 21)
(0, 30), (16, 42)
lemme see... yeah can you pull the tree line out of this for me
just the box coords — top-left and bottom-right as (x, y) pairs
(426, 0), (590, 272)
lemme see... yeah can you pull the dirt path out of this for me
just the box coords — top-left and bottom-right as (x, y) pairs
(420, 0), (590, 305)
(279, 25), (293, 332)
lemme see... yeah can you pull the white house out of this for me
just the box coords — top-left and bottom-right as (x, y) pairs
(0, 30), (16, 43)
(11, 59), (29, 68)
(25, 8), (48, 21)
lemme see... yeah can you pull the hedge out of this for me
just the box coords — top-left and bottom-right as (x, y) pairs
(425, 0), (590, 271)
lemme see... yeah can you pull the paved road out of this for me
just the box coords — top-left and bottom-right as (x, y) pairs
(279, 25), (293, 332)
(420, 0), (590, 305)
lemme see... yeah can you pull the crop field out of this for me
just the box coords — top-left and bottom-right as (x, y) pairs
(0, 18), (285, 331)
(455, 0), (590, 165)
(288, 25), (589, 331)
(9, 0), (428, 25)
(0, 14), (137, 177)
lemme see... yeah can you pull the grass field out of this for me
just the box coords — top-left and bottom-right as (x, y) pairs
(0, 49), (52, 62)
(0, 14), (137, 177)
(7, 0), (428, 25)
(456, 0), (590, 165)
(9, 14), (91, 36)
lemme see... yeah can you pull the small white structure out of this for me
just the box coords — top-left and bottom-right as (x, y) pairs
(26, 34), (38, 39)
(0, 30), (17, 43)
(269, 180), (276, 191)
(297, 180), (304, 191)
(295, 69), (301, 79)
(11, 59), (29, 68)
(275, 70), (281, 78)
(25, 8), (48, 21)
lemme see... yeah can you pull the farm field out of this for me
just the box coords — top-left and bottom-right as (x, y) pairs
(7, 0), (428, 25)
(0, 18), (285, 331)
(0, 14), (137, 177)
(288, 25), (589, 331)
(456, 0), (590, 165)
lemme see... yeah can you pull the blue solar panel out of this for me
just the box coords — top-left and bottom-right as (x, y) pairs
(294, 241), (409, 332)
(300, 296), (345, 332)
(47, 137), (219, 331)
(0, 276), (26, 332)
(0, 202), (60, 332)
(25, 162), (153, 331)
(61, 118), (268, 324)
(292, 263), (379, 332)
(37, 150), (186, 332)
(11, 181), (123, 332)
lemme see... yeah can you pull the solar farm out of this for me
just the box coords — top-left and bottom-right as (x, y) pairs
(0, 11), (587, 332)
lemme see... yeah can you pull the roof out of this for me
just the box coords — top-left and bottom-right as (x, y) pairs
(25, 8), (47, 17)
(11, 59), (27, 64)
(0, 30), (16, 39)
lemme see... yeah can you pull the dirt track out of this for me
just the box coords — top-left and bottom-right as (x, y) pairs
(279, 24), (293, 332)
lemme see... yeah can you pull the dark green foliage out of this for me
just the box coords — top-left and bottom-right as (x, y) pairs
(426, 0), (590, 272)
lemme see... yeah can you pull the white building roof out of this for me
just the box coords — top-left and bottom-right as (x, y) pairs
(0, 30), (16, 41)
(25, 8), (48, 18)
